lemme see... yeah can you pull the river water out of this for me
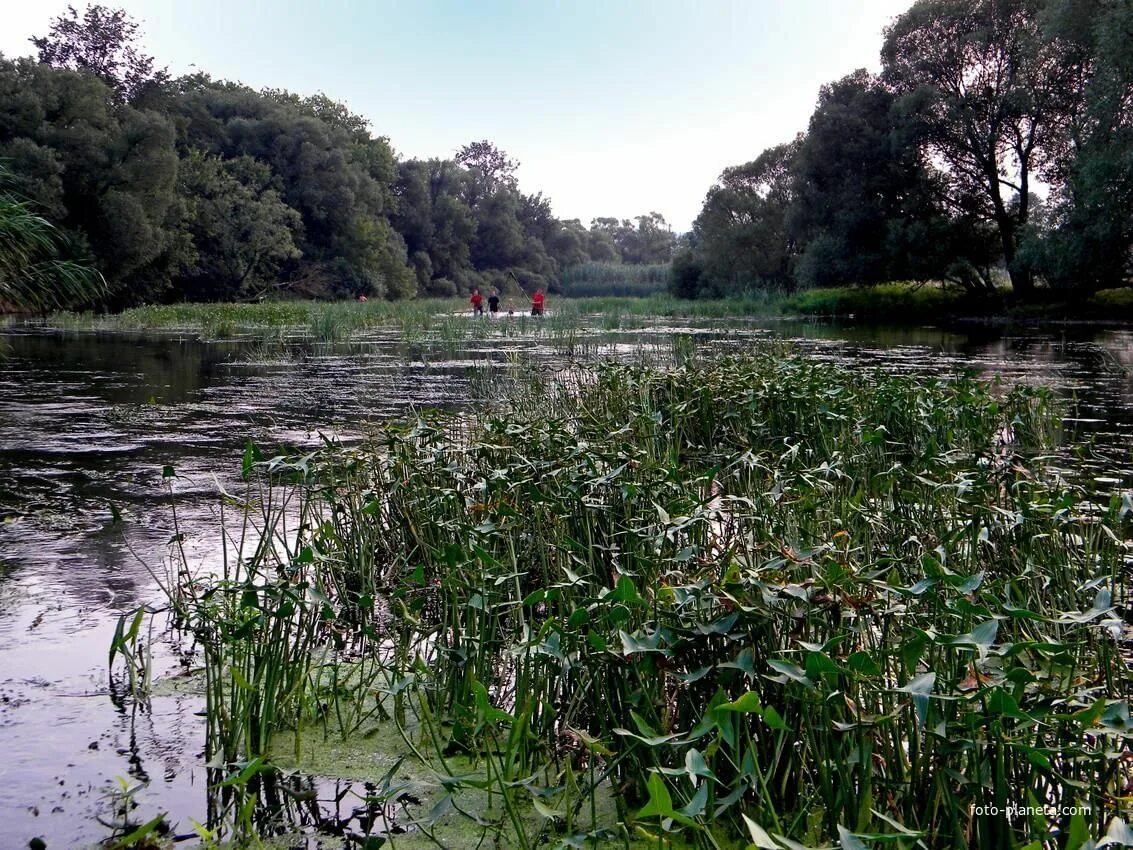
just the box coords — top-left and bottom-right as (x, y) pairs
(1, 319), (1131, 848)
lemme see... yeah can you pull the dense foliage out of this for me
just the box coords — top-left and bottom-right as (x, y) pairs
(0, 5), (676, 309)
(0, 166), (105, 311)
(145, 348), (1131, 847)
(678, 0), (1133, 298)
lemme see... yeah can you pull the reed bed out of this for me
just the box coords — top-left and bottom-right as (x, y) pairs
(154, 347), (1132, 848)
(559, 263), (672, 298)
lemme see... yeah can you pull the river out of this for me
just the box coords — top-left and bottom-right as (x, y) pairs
(1, 318), (1131, 848)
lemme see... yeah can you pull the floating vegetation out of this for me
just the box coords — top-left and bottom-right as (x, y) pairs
(139, 347), (1131, 848)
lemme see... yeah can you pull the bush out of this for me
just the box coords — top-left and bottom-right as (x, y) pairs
(669, 249), (703, 299)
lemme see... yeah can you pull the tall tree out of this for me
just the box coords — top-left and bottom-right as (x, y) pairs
(169, 78), (414, 298)
(1027, 0), (1133, 290)
(456, 140), (519, 189)
(791, 70), (967, 288)
(174, 152), (302, 300)
(31, 4), (167, 102)
(690, 139), (803, 295)
(626, 212), (677, 264)
(882, 0), (1073, 294)
(0, 57), (180, 303)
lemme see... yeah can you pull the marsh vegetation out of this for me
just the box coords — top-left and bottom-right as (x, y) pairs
(117, 345), (1133, 849)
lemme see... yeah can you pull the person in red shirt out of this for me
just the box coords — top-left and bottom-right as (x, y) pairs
(470, 288), (484, 316)
(531, 288), (545, 316)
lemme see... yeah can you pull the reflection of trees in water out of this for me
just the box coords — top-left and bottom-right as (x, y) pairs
(204, 768), (413, 847)
(5, 334), (240, 405)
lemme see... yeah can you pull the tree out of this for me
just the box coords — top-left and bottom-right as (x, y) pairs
(690, 139), (803, 295)
(589, 217), (633, 260)
(169, 78), (414, 298)
(391, 158), (477, 292)
(456, 140), (519, 189)
(174, 152), (302, 300)
(0, 57), (180, 303)
(882, 0), (1075, 294)
(1024, 0), (1133, 290)
(587, 215), (675, 264)
(585, 226), (620, 263)
(32, 4), (167, 102)
(625, 212), (677, 264)
(791, 70), (974, 289)
(546, 219), (590, 269)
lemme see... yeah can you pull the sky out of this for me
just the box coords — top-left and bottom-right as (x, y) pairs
(0, 0), (914, 231)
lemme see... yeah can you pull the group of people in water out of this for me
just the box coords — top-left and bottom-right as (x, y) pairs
(469, 287), (545, 317)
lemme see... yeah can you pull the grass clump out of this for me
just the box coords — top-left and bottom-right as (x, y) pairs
(143, 347), (1131, 847)
(1088, 288), (1133, 316)
(785, 282), (970, 320)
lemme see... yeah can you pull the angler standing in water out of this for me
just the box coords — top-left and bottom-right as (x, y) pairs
(531, 288), (545, 317)
(470, 287), (484, 316)
(488, 288), (501, 315)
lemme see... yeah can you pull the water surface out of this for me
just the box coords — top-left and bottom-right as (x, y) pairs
(2, 318), (1131, 847)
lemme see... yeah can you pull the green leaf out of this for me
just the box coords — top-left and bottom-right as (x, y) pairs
(897, 671), (935, 727)
(678, 782), (709, 818)
(719, 646), (758, 678)
(636, 773), (674, 819)
(898, 671), (936, 695)
(1103, 817), (1133, 846)
(565, 725), (615, 757)
(763, 705), (788, 730)
(610, 574), (646, 605)
(471, 680), (513, 724)
(837, 825), (868, 850)
(621, 627), (668, 655)
(1066, 809), (1089, 850)
(950, 619), (999, 660)
(230, 667), (255, 692)
(108, 813), (168, 850)
(741, 814), (780, 849)
(240, 440), (262, 478)
(767, 658), (814, 688)
(532, 797), (564, 820)
(636, 774), (696, 827)
(683, 747), (716, 783)
(613, 726), (681, 747)
(216, 757), (269, 788)
(718, 691), (762, 713)
(847, 651), (881, 676)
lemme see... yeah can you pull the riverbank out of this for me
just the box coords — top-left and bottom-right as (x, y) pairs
(16, 284), (1133, 340)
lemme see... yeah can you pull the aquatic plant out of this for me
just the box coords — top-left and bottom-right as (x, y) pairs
(151, 348), (1133, 848)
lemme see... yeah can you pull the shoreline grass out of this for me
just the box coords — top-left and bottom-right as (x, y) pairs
(26, 283), (1133, 340)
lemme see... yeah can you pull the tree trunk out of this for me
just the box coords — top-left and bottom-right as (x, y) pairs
(997, 217), (1033, 296)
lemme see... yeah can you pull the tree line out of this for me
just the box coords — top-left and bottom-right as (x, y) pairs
(0, 5), (677, 309)
(676, 0), (1132, 299)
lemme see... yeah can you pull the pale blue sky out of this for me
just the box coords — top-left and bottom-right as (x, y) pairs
(1, 0), (912, 230)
